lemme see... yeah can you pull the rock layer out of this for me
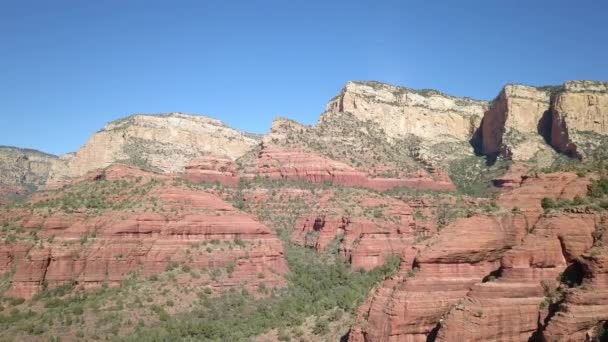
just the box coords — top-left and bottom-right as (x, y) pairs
(1, 168), (287, 299)
(325, 81), (487, 143)
(436, 213), (597, 342)
(46, 113), (259, 187)
(551, 80), (608, 159)
(348, 171), (596, 342)
(186, 144), (456, 192)
(0, 146), (58, 200)
(350, 213), (527, 341)
(478, 84), (556, 163)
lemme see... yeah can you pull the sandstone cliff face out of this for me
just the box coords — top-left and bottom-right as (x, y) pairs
(349, 213), (527, 342)
(551, 80), (608, 159)
(256, 144), (455, 191)
(348, 171), (599, 342)
(46, 113), (260, 187)
(0, 147), (59, 202)
(185, 143), (456, 192)
(0, 165), (287, 299)
(542, 243), (608, 341)
(323, 81), (491, 170)
(436, 213), (597, 342)
(478, 84), (557, 164)
(264, 114), (428, 178)
(325, 81), (487, 143)
(476, 80), (608, 164)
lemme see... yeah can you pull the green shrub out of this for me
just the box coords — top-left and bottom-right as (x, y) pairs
(588, 177), (608, 198)
(225, 262), (236, 275)
(72, 306), (84, 315)
(150, 305), (170, 321)
(541, 198), (557, 210)
(7, 297), (25, 306)
(277, 329), (291, 341)
(44, 298), (65, 308)
(572, 195), (586, 206)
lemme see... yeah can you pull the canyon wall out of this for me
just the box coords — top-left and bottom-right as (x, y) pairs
(551, 80), (608, 159)
(325, 81), (487, 143)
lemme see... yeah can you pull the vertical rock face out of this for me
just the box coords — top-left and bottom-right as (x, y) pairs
(476, 80), (608, 163)
(325, 81), (487, 144)
(350, 214), (527, 342)
(542, 243), (608, 341)
(348, 171), (595, 342)
(46, 113), (260, 186)
(0, 147), (58, 201)
(551, 80), (608, 159)
(435, 213), (597, 342)
(478, 85), (556, 163)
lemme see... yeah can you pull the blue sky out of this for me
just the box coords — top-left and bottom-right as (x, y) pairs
(1, 0), (607, 155)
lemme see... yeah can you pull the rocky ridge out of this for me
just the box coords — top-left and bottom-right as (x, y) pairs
(325, 81), (487, 144)
(348, 170), (608, 341)
(476, 80), (608, 165)
(1, 79), (608, 341)
(551, 80), (608, 160)
(46, 113), (260, 187)
(0, 146), (59, 203)
(0, 165), (287, 299)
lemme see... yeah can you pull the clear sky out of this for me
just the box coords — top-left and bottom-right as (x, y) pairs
(1, 0), (607, 155)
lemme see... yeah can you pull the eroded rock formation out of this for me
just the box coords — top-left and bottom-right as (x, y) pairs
(348, 171), (601, 341)
(1, 165), (287, 299)
(349, 213), (527, 341)
(325, 81), (487, 143)
(0, 146), (59, 201)
(46, 113), (259, 187)
(478, 84), (556, 164)
(185, 143), (456, 192)
(551, 80), (608, 159)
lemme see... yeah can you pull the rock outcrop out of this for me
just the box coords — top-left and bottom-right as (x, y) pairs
(46, 113), (260, 187)
(325, 81), (487, 143)
(0, 146), (58, 200)
(348, 171), (596, 342)
(542, 242), (608, 341)
(185, 156), (240, 186)
(475, 80), (608, 164)
(350, 213), (527, 341)
(290, 196), (437, 270)
(551, 80), (608, 159)
(185, 143), (456, 192)
(0, 166), (287, 299)
(323, 81), (489, 169)
(436, 213), (597, 342)
(477, 84), (557, 164)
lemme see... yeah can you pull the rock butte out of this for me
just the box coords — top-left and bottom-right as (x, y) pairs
(0, 165), (287, 299)
(325, 81), (487, 144)
(0, 146), (59, 198)
(45, 113), (260, 188)
(476, 80), (608, 163)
